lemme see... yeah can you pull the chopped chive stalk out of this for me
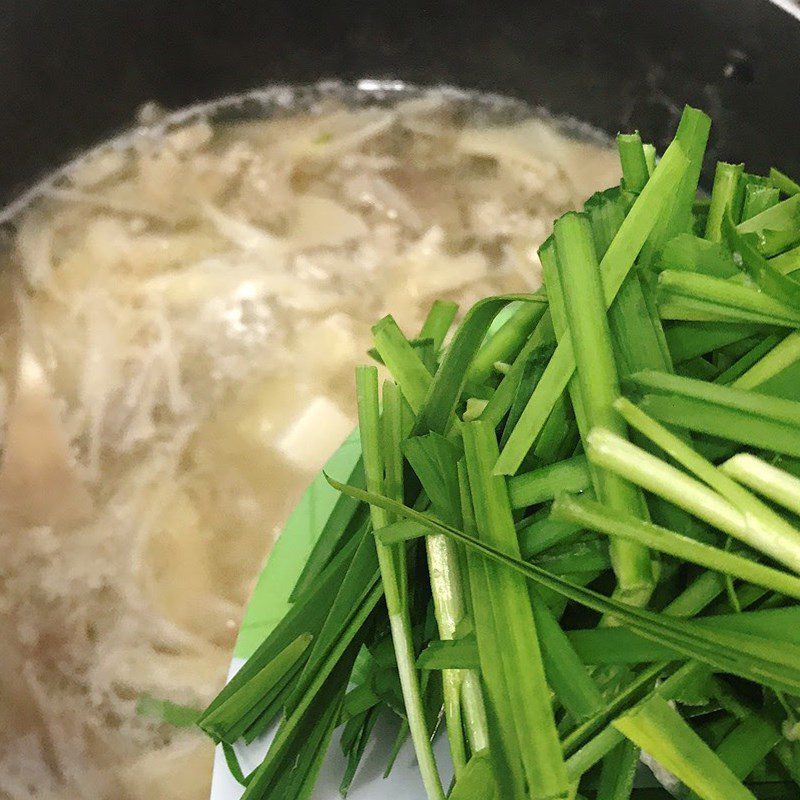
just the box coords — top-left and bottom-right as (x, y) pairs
(457, 462), (528, 798)
(431, 539), (468, 775)
(723, 212), (800, 308)
(721, 452), (800, 516)
(415, 295), (531, 436)
(642, 143), (657, 176)
(731, 331), (800, 389)
(403, 432), (488, 768)
(569, 606), (800, 664)
(663, 569), (728, 618)
(595, 739), (639, 800)
(199, 634), (312, 743)
(625, 369), (800, 456)
(381, 380), (408, 597)
(715, 334), (783, 385)
(327, 476), (800, 696)
(617, 132), (649, 194)
(680, 355), (720, 381)
(741, 182), (780, 221)
(637, 393), (800, 457)
(639, 107), (711, 270)
(466, 301), (547, 387)
(566, 726), (628, 782)
(552, 212), (653, 603)
(705, 162), (745, 241)
(563, 661), (702, 769)
(355, 367), (445, 800)
(518, 512), (585, 559)
(200, 525), (368, 742)
(665, 321), (767, 363)
(460, 671), (489, 757)
(238, 594), (377, 798)
(479, 310), (555, 425)
(658, 233), (739, 278)
(372, 316), (432, 412)
(586, 419), (800, 574)
(628, 367), (800, 426)
(657, 269), (800, 327)
(585, 188), (629, 257)
(499, 344), (555, 448)
(552, 492), (800, 600)
(658, 295), (796, 326)
(613, 695), (757, 800)
(587, 193), (673, 378)
(770, 243), (800, 276)
(585, 427), (739, 529)
(420, 299), (459, 352)
(508, 455), (591, 509)
(694, 713), (783, 792)
(448, 752), (498, 800)
(736, 192), (800, 256)
(462, 421), (569, 799)
(495, 130), (690, 474)
(530, 591), (604, 721)
(770, 166), (800, 196)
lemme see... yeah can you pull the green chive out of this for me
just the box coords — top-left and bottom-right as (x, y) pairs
(586, 416), (800, 574)
(642, 143), (657, 176)
(480, 310), (556, 427)
(715, 334), (784, 385)
(731, 331), (800, 389)
(665, 321), (767, 363)
(658, 232), (739, 278)
(552, 492), (800, 600)
(613, 695), (757, 800)
(625, 369), (800, 457)
(462, 421), (569, 799)
(770, 243), (800, 276)
(723, 211), (800, 308)
(657, 269), (800, 327)
(326, 477), (800, 695)
(736, 192), (800, 256)
(356, 366), (445, 800)
(508, 455), (591, 509)
(466, 301), (547, 387)
(403, 432), (489, 767)
(458, 461), (528, 799)
(495, 130), (690, 474)
(617, 132), (650, 194)
(420, 299), (459, 353)
(721, 452), (800, 516)
(770, 167), (800, 196)
(705, 162), (745, 241)
(741, 182), (780, 221)
(372, 316), (432, 413)
(551, 212), (653, 602)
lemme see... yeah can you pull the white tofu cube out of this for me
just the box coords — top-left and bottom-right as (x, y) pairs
(277, 395), (354, 472)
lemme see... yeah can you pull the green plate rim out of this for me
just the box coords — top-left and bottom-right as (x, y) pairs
(233, 427), (361, 659)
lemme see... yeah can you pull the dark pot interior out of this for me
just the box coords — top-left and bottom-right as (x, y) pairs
(1, 0), (799, 207)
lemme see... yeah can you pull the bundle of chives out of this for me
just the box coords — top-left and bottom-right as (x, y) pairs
(197, 106), (800, 800)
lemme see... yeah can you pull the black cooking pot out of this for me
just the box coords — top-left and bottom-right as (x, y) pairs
(1, 0), (799, 207)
